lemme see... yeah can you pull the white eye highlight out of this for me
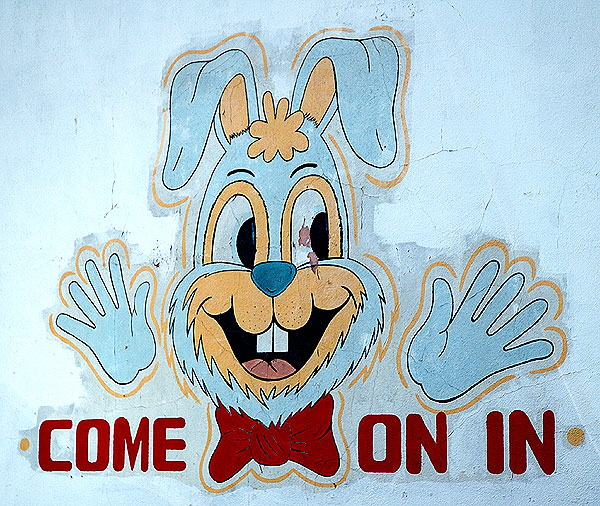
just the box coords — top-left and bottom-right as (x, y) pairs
(212, 195), (253, 265)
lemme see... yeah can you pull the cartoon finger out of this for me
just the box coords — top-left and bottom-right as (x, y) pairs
(68, 281), (102, 321)
(501, 339), (554, 369)
(56, 313), (94, 341)
(409, 278), (453, 368)
(493, 298), (549, 345)
(477, 272), (525, 328)
(429, 278), (453, 330)
(458, 260), (500, 319)
(108, 254), (129, 309)
(133, 282), (151, 318)
(84, 259), (114, 313)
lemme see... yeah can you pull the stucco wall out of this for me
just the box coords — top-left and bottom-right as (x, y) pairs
(1, 1), (599, 504)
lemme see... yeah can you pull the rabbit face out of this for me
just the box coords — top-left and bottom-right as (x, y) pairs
(169, 117), (384, 424)
(164, 37), (400, 423)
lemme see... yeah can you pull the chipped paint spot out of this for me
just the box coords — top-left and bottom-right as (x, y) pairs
(308, 251), (319, 272)
(299, 223), (311, 247)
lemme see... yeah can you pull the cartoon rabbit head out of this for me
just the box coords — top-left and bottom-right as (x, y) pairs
(164, 36), (401, 423)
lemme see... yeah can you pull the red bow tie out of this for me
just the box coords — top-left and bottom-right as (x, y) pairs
(209, 394), (340, 482)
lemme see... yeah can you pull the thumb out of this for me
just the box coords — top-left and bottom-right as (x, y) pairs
(133, 281), (151, 317)
(407, 277), (453, 382)
(429, 278), (453, 330)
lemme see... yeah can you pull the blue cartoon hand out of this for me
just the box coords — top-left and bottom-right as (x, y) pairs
(407, 260), (554, 402)
(56, 254), (156, 384)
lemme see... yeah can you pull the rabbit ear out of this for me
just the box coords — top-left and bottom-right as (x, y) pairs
(219, 74), (251, 143)
(162, 49), (259, 190)
(298, 57), (336, 128)
(292, 37), (400, 168)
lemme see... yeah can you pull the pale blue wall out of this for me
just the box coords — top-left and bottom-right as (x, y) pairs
(1, 1), (599, 503)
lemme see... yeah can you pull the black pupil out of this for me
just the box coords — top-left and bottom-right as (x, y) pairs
(310, 212), (329, 260)
(236, 217), (256, 269)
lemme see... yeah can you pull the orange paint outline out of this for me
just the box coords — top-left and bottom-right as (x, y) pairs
(53, 241), (161, 398)
(58, 271), (75, 308)
(365, 26), (411, 189)
(281, 175), (342, 262)
(531, 326), (567, 374)
(151, 108), (189, 209)
(160, 270), (203, 404)
(290, 27), (355, 71)
(102, 238), (131, 268)
(205, 180), (271, 265)
(160, 271), (179, 342)
(400, 240), (567, 412)
(459, 240), (536, 291)
(290, 26), (411, 190)
(329, 134), (359, 245)
(163, 33), (268, 89)
(74, 246), (100, 285)
(348, 253), (399, 388)
(396, 261), (457, 388)
(528, 280), (563, 320)
(199, 391), (350, 492)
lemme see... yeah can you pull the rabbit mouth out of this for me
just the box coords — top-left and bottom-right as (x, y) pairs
(184, 264), (365, 394)
(210, 303), (346, 380)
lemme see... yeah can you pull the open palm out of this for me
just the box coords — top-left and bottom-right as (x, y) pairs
(56, 253), (156, 384)
(407, 260), (553, 403)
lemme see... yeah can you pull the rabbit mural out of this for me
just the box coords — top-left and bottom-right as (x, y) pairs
(52, 29), (566, 487)
(162, 36), (397, 481)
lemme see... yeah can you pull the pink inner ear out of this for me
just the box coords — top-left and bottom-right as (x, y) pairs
(299, 57), (336, 126)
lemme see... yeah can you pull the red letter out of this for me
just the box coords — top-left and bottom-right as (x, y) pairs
(486, 411), (504, 474)
(509, 410), (555, 474)
(358, 414), (401, 473)
(38, 419), (73, 471)
(153, 417), (186, 471)
(113, 417), (149, 472)
(75, 419), (110, 471)
(406, 413), (447, 474)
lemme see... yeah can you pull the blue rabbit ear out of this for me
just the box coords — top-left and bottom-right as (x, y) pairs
(162, 49), (259, 190)
(291, 37), (400, 168)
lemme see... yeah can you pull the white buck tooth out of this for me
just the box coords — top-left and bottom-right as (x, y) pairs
(256, 325), (273, 353)
(273, 325), (288, 353)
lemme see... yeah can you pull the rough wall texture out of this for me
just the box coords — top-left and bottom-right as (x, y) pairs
(1, 1), (599, 504)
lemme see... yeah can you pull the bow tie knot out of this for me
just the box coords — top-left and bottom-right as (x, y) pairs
(209, 394), (340, 482)
(250, 422), (292, 466)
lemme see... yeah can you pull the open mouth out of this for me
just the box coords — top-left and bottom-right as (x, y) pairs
(210, 304), (345, 380)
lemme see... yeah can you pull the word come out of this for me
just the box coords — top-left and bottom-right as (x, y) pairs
(38, 417), (185, 472)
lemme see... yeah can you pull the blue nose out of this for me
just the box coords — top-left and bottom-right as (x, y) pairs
(251, 261), (297, 297)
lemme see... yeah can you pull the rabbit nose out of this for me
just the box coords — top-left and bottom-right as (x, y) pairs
(251, 261), (297, 297)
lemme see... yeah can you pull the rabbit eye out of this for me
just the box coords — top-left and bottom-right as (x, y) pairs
(236, 217), (256, 269)
(310, 212), (329, 260)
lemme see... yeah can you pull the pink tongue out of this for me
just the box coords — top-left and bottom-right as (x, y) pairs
(242, 359), (297, 380)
